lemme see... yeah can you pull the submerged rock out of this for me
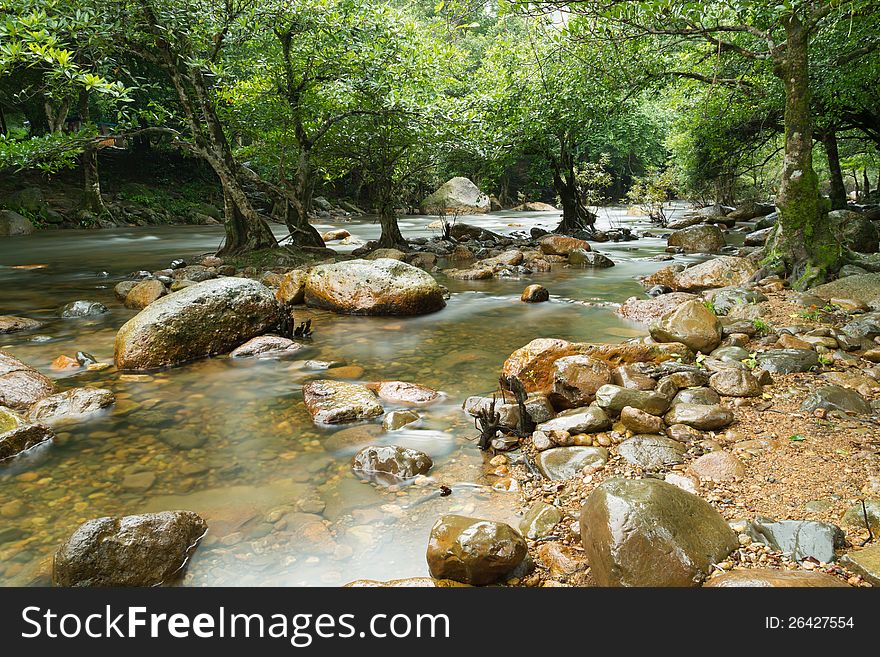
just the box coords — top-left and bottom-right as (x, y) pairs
(383, 410), (420, 431)
(426, 515), (527, 585)
(0, 350), (55, 410)
(352, 445), (433, 484)
(580, 478), (737, 586)
(0, 315), (42, 334)
(305, 259), (445, 316)
(302, 380), (383, 424)
(28, 387), (115, 423)
(60, 300), (109, 318)
(53, 511), (208, 586)
(0, 422), (54, 462)
(368, 380), (439, 405)
(229, 335), (304, 359)
(114, 278), (280, 371)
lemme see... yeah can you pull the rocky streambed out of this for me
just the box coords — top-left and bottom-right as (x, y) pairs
(2, 205), (880, 587)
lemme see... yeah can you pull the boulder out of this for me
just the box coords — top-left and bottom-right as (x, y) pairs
(383, 410), (420, 431)
(535, 446), (608, 479)
(756, 348), (820, 373)
(809, 273), (880, 310)
(650, 299), (722, 353)
(705, 569), (848, 587)
(302, 380), (383, 424)
(275, 270), (309, 305)
(620, 406), (664, 434)
(664, 403), (734, 430)
(672, 387), (721, 406)
(61, 300), (108, 318)
(840, 545), (880, 585)
(726, 201), (775, 222)
(420, 177), (490, 214)
(670, 257), (758, 292)
(0, 209), (35, 236)
(580, 478), (737, 586)
(228, 335), (304, 358)
(365, 248), (407, 261)
(519, 502), (562, 539)
(124, 279), (166, 309)
(368, 380), (439, 404)
(687, 451), (745, 482)
(536, 405), (610, 434)
(321, 229), (351, 241)
(617, 435), (686, 469)
(569, 249), (614, 267)
(744, 518), (845, 564)
(352, 445), (433, 485)
(549, 355), (613, 409)
(0, 422), (54, 462)
(114, 278), (280, 370)
(539, 235), (590, 256)
(667, 224), (725, 253)
(706, 287), (768, 315)
(28, 387), (115, 423)
(709, 370), (761, 397)
(0, 350), (55, 410)
(800, 385), (871, 415)
(0, 315), (42, 334)
(53, 511), (207, 586)
(521, 284), (549, 303)
(594, 385), (670, 416)
(744, 227), (773, 246)
(426, 515), (527, 585)
(617, 293), (699, 324)
(305, 259), (445, 316)
(829, 209), (879, 253)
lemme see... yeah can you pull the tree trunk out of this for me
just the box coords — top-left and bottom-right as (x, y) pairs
(77, 90), (109, 217)
(215, 166), (278, 255)
(0, 105), (7, 136)
(377, 177), (405, 248)
(553, 168), (596, 234)
(767, 15), (841, 289)
(281, 148), (325, 247)
(820, 130), (847, 210)
(863, 169), (871, 198)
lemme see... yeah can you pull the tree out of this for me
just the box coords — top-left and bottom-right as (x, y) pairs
(531, 0), (880, 287)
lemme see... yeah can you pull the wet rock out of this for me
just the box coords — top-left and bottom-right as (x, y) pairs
(670, 257), (758, 292)
(809, 274), (880, 310)
(617, 292), (699, 324)
(569, 249), (614, 267)
(519, 502), (562, 539)
(667, 224), (725, 253)
(617, 435), (686, 469)
(705, 569), (849, 587)
(536, 446), (608, 479)
(0, 407), (25, 433)
(322, 229), (351, 241)
(368, 380), (439, 405)
(709, 369), (761, 397)
(840, 545), (880, 585)
(426, 515), (527, 585)
(756, 349), (820, 373)
(171, 265), (214, 282)
(549, 355), (613, 409)
(352, 445), (433, 484)
(744, 518), (845, 563)
(664, 403), (734, 430)
(0, 316), (42, 334)
(743, 227), (773, 247)
(620, 406), (664, 434)
(229, 335), (304, 359)
(650, 299), (722, 353)
(0, 422), (54, 461)
(275, 270), (308, 305)
(687, 451), (745, 482)
(706, 287), (768, 315)
(323, 424), (384, 454)
(114, 278), (280, 371)
(538, 235), (590, 256)
(28, 387), (115, 422)
(53, 511), (208, 586)
(521, 284), (549, 303)
(671, 386), (720, 407)
(595, 384), (670, 416)
(124, 279), (166, 309)
(420, 177), (490, 214)
(665, 471), (700, 493)
(0, 350), (55, 410)
(800, 385), (871, 415)
(305, 259), (445, 316)
(536, 405), (610, 434)
(580, 478), (737, 586)
(841, 312), (880, 339)
(303, 380), (383, 424)
(365, 248), (407, 261)
(383, 410), (420, 431)
(60, 300), (108, 318)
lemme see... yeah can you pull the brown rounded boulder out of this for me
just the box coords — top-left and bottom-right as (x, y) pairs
(426, 515), (527, 585)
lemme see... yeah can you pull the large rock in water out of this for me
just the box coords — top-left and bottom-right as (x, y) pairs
(650, 299), (722, 353)
(617, 293), (699, 324)
(420, 177), (490, 214)
(352, 445), (433, 485)
(0, 350), (55, 410)
(304, 259), (445, 316)
(53, 511), (207, 586)
(667, 224), (726, 253)
(667, 257), (758, 292)
(426, 515), (527, 585)
(0, 422), (55, 462)
(28, 387), (115, 423)
(580, 478), (738, 586)
(0, 209), (35, 236)
(114, 278), (280, 370)
(302, 380), (384, 424)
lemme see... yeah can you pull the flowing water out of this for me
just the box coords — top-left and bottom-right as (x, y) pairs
(0, 206), (695, 586)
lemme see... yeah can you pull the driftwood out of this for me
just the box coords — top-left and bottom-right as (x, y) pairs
(499, 375), (534, 437)
(278, 312), (313, 340)
(475, 395), (501, 451)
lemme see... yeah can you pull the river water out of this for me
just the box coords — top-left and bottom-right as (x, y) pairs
(0, 207), (690, 586)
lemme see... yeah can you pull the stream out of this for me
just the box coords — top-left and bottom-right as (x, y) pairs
(0, 206), (695, 586)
